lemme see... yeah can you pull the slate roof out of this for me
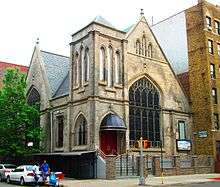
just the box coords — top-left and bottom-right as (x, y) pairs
(93, 15), (115, 28)
(123, 24), (134, 33)
(53, 71), (69, 98)
(41, 51), (70, 97)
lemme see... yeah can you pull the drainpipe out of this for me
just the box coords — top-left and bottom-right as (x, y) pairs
(50, 111), (53, 153)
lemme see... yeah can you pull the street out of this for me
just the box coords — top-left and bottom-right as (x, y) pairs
(0, 182), (37, 187)
(0, 183), (28, 187)
(1, 181), (220, 187)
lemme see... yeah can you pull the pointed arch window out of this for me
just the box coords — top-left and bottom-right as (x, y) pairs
(115, 51), (121, 84)
(84, 48), (89, 82)
(79, 47), (84, 86)
(142, 36), (147, 56)
(100, 47), (106, 81)
(73, 52), (79, 86)
(129, 78), (161, 148)
(108, 46), (113, 87)
(136, 40), (141, 55)
(75, 115), (87, 146)
(27, 87), (40, 149)
(56, 115), (64, 148)
(148, 43), (153, 58)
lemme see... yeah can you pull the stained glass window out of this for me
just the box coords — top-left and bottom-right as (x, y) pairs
(129, 78), (161, 148)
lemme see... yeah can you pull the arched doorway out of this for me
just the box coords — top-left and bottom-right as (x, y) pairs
(100, 113), (126, 155)
(129, 77), (161, 148)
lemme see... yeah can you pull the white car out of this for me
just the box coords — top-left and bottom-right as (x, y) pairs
(0, 164), (16, 181)
(6, 165), (43, 185)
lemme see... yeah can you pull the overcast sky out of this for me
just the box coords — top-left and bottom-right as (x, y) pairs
(0, 0), (219, 66)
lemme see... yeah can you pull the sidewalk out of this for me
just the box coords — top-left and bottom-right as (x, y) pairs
(60, 173), (220, 187)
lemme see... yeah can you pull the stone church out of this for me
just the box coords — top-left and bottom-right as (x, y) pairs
(27, 14), (192, 177)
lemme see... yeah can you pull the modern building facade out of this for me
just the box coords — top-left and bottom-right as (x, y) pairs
(27, 15), (193, 177)
(152, 0), (220, 158)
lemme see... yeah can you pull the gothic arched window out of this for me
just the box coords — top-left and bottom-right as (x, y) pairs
(27, 87), (41, 148)
(56, 115), (64, 148)
(115, 51), (121, 84)
(100, 47), (106, 81)
(27, 87), (40, 106)
(107, 46), (113, 87)
(148, 43), (153, 58)
(129, 78), (160, 148)
(75, 115), (87, 146)
(136, 40), (141, 55)
(84, 48), (89, 82)
(74, 52), (79, 86)
(142, 36), (147, 56)
(79, 47), (84, 86)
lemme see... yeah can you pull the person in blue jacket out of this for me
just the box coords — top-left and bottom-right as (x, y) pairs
(40, 160), (50, 182)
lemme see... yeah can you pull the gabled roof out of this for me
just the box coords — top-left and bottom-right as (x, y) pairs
(93, 15), (115, 28)
(41, 51), (70, 96)
(53, 71), (69, 98)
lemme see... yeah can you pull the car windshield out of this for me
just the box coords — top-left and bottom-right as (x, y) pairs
(26, 165), (34, 171)
(4, 164), (16, 169)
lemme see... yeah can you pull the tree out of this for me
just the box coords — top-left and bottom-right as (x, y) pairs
(0, 68), (43, 157)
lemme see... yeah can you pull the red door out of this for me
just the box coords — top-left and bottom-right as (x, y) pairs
(100, 131), (117, 155)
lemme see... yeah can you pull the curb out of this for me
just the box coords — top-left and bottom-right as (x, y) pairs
(150, 181), (214, 186)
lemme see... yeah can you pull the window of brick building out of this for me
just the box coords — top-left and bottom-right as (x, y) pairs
(206, 16), (212, 29)
(212, 88), (218, 104)
(208, 40), (214, 54)
(210, 63), (216, 79)
(214, 113), (219, 130)
(215, 20), (220, 35)
(217, 43), (220, 56)
(178, 121), (186, 140)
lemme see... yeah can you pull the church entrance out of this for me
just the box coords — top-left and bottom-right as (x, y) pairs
(100, 131), (117, 155)
(99, 113), (126, 155)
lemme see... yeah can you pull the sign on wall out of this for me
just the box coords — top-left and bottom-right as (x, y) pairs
(176, 140), (191, 151)
(198, 131), (208, 138)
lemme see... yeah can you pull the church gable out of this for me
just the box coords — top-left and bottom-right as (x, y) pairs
(26, 45), (51, 110)
(126, 16), (167, 62)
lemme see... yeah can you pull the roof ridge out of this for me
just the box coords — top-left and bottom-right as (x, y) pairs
(41, 50), (69, 59)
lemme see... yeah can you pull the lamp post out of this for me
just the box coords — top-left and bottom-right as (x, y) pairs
(139, 137), (145, 185)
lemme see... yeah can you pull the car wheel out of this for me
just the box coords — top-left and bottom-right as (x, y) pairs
(6, 176), (10, 184)
(20, 177), (25, 186)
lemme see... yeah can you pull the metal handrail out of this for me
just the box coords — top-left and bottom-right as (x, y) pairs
(97, 148), (106, 159)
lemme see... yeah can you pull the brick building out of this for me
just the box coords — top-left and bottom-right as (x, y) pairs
(0, 61), (28, 88)
(152, 0), (220, 160)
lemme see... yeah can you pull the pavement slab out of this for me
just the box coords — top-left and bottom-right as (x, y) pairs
(60, 173), (220, 187)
